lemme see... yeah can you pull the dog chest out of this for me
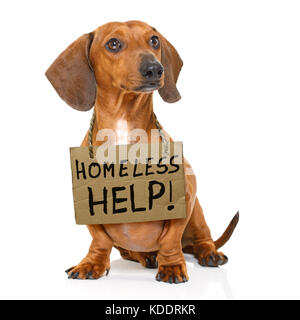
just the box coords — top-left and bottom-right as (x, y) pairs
(103, 221), (165, 252)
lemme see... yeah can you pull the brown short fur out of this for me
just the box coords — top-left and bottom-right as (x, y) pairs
(46, 21), (238, 284)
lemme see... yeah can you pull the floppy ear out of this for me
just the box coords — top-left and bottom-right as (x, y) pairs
(45, 33), (96, 111)
(158, 35), (183, 103)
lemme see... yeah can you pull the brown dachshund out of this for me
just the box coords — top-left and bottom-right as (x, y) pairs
(46, 20), (238, 284)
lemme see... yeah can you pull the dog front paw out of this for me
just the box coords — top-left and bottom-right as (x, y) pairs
(65, 262), (110, 280)
(155, 264), (188, 284)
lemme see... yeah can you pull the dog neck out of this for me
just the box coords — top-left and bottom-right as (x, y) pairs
(93, 88), (157, 144)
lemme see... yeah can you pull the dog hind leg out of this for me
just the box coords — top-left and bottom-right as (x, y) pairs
(115, 246), (158, 268)
(182, 198), (230, 267)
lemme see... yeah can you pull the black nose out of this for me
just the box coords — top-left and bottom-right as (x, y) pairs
(140, 61), (164, 80)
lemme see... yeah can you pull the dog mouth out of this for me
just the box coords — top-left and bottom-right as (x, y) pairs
(133, 81), (161, 92)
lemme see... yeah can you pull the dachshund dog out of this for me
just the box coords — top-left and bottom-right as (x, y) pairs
(46, 20), (238, 284)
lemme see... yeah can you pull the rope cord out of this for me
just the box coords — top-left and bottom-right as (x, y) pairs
(88, 110), (169, 158)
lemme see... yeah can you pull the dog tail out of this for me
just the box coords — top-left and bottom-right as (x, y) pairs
(214, 211), (239, 250)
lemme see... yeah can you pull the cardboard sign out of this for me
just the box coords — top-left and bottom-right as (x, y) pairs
(70, 142), (186, 224)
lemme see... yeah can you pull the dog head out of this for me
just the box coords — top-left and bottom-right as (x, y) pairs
(45, 21), (183, 111)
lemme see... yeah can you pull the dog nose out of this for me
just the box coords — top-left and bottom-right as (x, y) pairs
(140, 62), (164, 80)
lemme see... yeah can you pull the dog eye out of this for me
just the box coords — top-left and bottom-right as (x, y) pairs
(105, 38), (122, 52)
(149, 36), (160, 49)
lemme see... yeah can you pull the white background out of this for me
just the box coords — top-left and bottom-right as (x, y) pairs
(0, 0), (299, 300)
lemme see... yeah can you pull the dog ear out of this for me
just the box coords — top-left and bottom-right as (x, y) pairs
(45, 32), (96, 111)
(158, 35), (183, 103)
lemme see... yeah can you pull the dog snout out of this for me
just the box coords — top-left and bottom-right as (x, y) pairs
(140, 61), (164, 81)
